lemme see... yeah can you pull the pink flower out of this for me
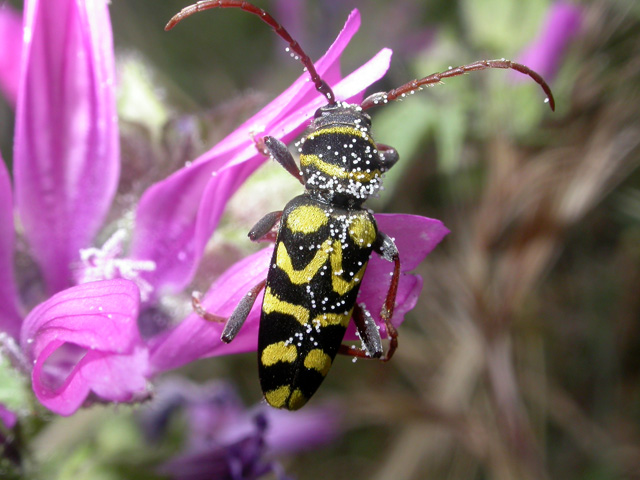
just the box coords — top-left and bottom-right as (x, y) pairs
(0, 1), (444, 417)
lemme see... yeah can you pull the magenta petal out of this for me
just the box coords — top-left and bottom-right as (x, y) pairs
(517, 1), (583, 81)
(376, 213), (449, 270)
(131, 11), (392, 295)
(0, 156), (22, 339)
(345, 214), (449, 340)
(148, 247), (273, 374)
(131, 153), (262, 297)
(0, 5), (22, 106)
(20, 279), (148, 416)
(14, 0), (119, 294)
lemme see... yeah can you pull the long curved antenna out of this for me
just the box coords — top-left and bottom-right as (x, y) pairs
(361, 59), (555, 111)
(165, 0), (336, 104)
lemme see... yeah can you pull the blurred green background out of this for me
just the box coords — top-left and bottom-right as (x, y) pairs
(1, 0), (639, 479)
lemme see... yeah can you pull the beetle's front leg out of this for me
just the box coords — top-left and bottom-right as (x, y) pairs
(255, 135), (305, 185)
(248, 210), (283, 243)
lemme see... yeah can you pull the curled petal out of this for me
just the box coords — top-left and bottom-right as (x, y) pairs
(20, 279), (149, 416)
(0, 5), (22, 106)
(131, 10), (392, 296)
(0, 157), (22, 339)
(148, 247), (273, 374)
(14, 0), (119, 294)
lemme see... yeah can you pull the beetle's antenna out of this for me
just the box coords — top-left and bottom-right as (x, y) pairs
(361, 59), (555, 111)
(166, 1), (336, 104)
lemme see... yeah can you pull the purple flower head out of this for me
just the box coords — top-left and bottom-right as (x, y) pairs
(0, 0), (441, 418)
(144, 377), (340, 480)
(517, 1), (583, 81)
(0, 0), (148, 416)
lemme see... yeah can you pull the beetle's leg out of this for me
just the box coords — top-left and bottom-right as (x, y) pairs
(248, 210), (283, 243)
(255, 135), (305, 185)
(192, 279), (267, 343)
(373, 231), (401, 362)
(376, 143), (399, 171)
(338, 303), (383, 359)
(337, 232), (401, 361)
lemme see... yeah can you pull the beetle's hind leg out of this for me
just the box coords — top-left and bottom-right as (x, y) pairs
(374, 231), (401, 362)
(338, 303), (384, 359)
(192, 279), (267, 343)
(338, 231), (401, 361)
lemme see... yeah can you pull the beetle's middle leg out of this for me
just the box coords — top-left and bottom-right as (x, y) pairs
(192, 208), (283, 341)
(192, 278), (267, 343)
(338, 303), (384, 359)
(373, 231), (401, 362)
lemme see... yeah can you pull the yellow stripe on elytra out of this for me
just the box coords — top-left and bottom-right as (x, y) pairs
(262, 286), (352, 328)
(300, 154), (383, 183)
(312, 312), (351, 328)
(276, 238), (332, 285)
(304, 349), (332, 376)
(262, 287), (310, 326)
(276, 238), (368, 296)
(264, 385), (290, 408)
(286, 205), (328, 234)
(288, 389), (307, 410)
(261, 341), (298, 366)
(348, 215), (377, 246)
(329, 242), (369, 296)
(264, 385), (308, 410)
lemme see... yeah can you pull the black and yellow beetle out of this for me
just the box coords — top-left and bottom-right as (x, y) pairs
(166, 1), (555, 410)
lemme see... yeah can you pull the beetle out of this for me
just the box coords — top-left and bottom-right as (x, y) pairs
(166, 0), (555, 410)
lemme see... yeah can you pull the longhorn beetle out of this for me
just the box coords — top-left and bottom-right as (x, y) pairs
(166, 1), (555, 410)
